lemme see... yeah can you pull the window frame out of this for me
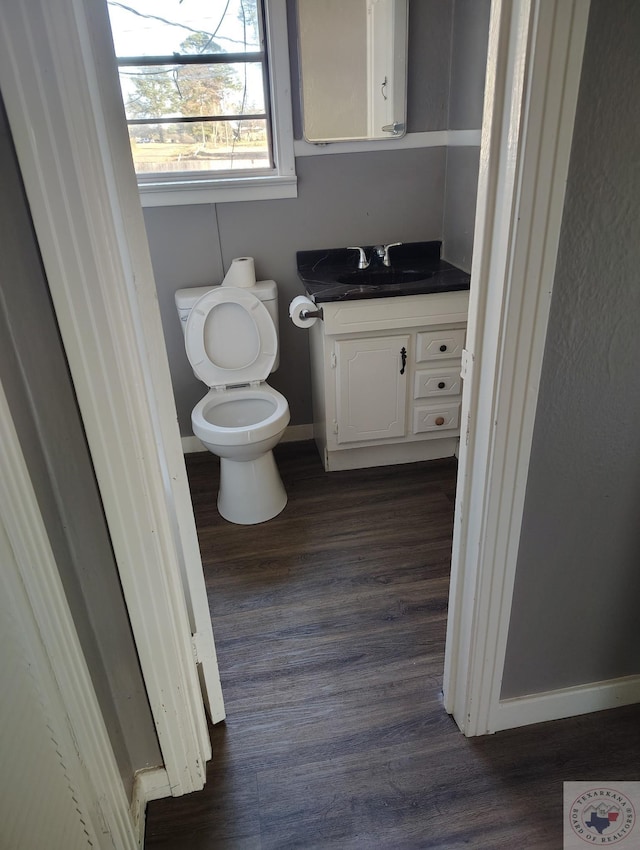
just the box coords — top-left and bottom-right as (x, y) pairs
(113, 0), (297, 207)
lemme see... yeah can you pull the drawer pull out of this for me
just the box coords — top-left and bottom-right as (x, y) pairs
(439, 344), (447, 352)
(438, 381), (446, 389)
(435, 416), (445, 426)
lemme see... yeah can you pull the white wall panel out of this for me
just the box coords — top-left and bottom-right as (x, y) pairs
(0, 520), (95, 850)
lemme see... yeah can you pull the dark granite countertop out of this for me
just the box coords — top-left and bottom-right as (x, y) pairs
(297, 241), (471, 303)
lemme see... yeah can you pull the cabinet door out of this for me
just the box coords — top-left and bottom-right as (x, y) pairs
(335, 335), (409, 444)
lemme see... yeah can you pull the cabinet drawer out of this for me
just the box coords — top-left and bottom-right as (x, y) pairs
(416, 328), (465, 361)
(414, 367), (461, 399)
(412, 403), (460, 434)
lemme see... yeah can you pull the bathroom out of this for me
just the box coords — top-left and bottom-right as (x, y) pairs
(142, 0), (491, 462)
(149, 0), (488, 700)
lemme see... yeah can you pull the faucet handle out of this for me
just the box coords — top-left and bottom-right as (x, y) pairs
(347, 246), (370, 270)
(382, 242), (402, 266)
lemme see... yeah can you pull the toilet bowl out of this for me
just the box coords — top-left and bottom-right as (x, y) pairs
(180, 283), (290, 525)
(192, 384), (289, 524)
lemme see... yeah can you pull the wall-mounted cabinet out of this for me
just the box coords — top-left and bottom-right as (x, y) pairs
(308, 291), (469, 471)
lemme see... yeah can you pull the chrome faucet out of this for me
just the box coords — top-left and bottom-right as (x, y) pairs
(347, 246), (370, 269)
(348, 242), (403, 270)
(373, 242), (402, 267)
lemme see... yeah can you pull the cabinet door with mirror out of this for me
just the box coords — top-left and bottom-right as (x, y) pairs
(295, 0), (408, 143)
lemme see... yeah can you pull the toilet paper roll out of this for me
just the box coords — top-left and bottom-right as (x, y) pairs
(222, 256), (256, 288)
(289, 295), (318, 328)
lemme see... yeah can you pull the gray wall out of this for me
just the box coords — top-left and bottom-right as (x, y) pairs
(442, 0), (490, 272)
(147, 0), (489, 436)
(406, 0), (454, 133)
(447, 0), (490, 131)
(501, 0), (640, 698)
(443, 146), (481, 273)
(0, 99), (161, 794)
(146, 147), (447, 432)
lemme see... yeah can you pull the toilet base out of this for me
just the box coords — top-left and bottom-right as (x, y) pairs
(217, 450), (287, 525)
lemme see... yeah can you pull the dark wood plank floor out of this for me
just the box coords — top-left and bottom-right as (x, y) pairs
(145, 441), (640, 849)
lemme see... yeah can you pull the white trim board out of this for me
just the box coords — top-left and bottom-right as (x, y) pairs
(294, 129), (481, 157)
(442, 0), (591, 736)
(493, 676), (640, 733)
(139, 175), (298, 208)
(131, 768), (172, 847)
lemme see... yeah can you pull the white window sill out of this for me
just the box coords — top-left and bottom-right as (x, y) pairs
(138, 173), (298, 207)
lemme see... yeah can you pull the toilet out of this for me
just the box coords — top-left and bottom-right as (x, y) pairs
(175, 280), (290, 525)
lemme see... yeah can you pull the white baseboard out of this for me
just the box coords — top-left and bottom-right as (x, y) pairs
(181, 435), (206, 454)
(181, 423), (313, 454)
(492, 674), (640, 733)
(131, 767), (171, 848)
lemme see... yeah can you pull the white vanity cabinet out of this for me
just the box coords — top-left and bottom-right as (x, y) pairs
(308, 290), (469, 471)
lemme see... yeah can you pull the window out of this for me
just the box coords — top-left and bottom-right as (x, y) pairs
(106, 0), (296, 205)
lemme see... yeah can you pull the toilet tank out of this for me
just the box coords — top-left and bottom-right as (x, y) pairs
(175, 280), (280, 372)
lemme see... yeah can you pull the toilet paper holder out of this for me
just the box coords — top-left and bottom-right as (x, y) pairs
(300, 305), (323, 321)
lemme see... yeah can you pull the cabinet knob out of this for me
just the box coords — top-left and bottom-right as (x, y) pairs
(435, 416), (445, 426)
(440, 344), (448, 352)
(438, 381), (446, 389)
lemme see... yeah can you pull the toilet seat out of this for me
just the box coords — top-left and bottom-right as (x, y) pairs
(185, 286), (277, 388)
(192, 384), (289, 447)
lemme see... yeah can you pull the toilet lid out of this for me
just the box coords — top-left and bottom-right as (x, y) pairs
(185, 286), (277, 388)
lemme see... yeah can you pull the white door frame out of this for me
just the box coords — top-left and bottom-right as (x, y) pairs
(0, 0), (223, 796)
(0, 378), (138, 849)
(443, 0), (591, 735)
